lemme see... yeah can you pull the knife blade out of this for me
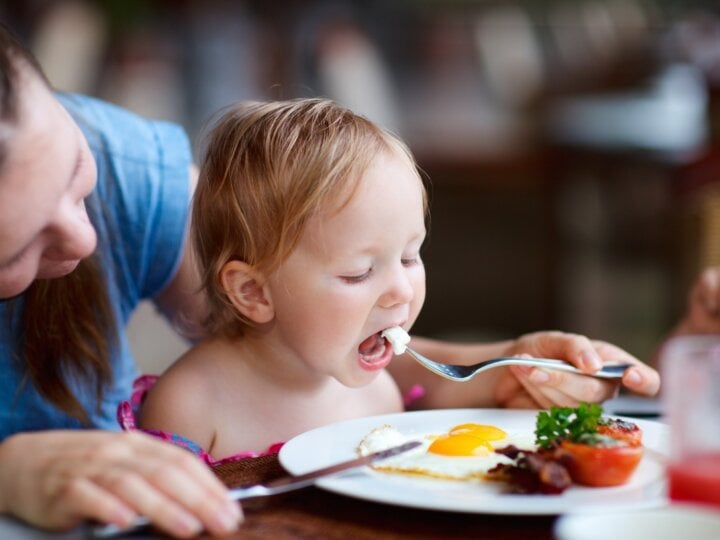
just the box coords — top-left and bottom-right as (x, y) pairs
(91, 440), (421, 538)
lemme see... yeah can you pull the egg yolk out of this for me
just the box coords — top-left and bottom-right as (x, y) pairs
(426, 423), (508, 456)
(428, 433), (493, 456)
(449, 423), (507, 441)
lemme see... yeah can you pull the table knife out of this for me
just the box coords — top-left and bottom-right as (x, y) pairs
(91, 440), (421, 538)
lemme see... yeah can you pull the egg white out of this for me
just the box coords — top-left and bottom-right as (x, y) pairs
(357, 424), (535, 481)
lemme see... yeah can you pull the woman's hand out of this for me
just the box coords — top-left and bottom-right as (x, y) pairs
(494, 331), (660, 409)
(0, 430), (241, 537)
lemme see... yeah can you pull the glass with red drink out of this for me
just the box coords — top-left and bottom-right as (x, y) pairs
(661, 336), (720, 508)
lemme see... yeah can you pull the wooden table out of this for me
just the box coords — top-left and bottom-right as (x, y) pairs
(205, 454), (558, 540)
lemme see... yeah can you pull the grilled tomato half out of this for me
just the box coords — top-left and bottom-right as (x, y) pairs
(558, 434), (643, 487)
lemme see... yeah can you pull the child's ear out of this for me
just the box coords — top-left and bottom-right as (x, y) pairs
(219, 260), (274, 324)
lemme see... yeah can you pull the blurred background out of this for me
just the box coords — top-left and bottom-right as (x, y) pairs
(3, 0), (720, 373)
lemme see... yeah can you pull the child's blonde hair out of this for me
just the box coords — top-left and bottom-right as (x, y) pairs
(192, 98), (426, 336)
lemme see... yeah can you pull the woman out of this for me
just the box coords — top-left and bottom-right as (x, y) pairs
(0, 24), (240, 538)
(0, 22), (659, 537)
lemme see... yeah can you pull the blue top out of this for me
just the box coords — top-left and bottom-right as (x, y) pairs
(0, 94), (192, 440)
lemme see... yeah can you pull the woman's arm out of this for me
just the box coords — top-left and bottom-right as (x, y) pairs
(152, 165), (208, 341)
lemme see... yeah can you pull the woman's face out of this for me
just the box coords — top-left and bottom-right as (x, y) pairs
(0, 66), (97, 299)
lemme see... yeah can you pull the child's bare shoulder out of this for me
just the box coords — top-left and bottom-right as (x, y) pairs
(137, 340), (231, 439)
(154, 340), (226, 393)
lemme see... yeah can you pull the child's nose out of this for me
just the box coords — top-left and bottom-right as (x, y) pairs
(380, 267), (415, 308)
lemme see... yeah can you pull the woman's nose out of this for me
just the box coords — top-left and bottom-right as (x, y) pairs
(380, 267), (415, 308)
(44, 199), (97, 261)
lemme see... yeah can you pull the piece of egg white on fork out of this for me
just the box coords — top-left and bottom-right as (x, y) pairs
(382, 326), (410, 354)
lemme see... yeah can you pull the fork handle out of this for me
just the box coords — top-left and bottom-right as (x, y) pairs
(486, 357), (631, 379)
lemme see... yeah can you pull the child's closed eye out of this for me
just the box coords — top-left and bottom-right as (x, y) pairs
(401, 256), (421, 267)
(340, 269), (372, 284)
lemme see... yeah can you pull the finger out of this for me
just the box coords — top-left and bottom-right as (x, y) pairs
(699, 267), (720, 292)
(536, 367), (619, 403)
(84, 431), (241, 534)
(46, 477), (136, 531)
(131, 433), (231, 501)
(591, 340), (637, 363)
(514, 366), (617, 407)
(693, 268), (720, 315)
(508, 366), (556, 408)
(494, 368), (546, 408)
(622, 365), (661, 397)
(518, 377), (560, 408)
(126, 432), (241, 523)
(98, 469), (204, 538)
(494, 370), (546, 408)
(128, 450), (241, 536)
(534, 332), (602, 373)
(590, 342), (660, 396)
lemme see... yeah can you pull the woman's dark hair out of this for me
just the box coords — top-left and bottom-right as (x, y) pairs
(0, 24), (28, 164)
(1, 22), (115, 425)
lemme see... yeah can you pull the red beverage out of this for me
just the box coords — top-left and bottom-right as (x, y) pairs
(668, 453), (720, 507)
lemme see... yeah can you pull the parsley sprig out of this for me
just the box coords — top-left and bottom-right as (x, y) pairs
(535, 402), (603, 449)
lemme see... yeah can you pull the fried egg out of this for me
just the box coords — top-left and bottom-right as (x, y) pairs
(357, 423), (535, 481)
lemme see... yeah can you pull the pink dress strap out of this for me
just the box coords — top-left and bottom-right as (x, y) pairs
(402, 383), (426, 408)
(117, 375), (283, 466)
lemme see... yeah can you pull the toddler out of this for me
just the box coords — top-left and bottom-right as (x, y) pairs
(122, 99), (427, 462)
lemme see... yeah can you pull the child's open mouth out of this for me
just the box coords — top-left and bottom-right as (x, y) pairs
(357, 332), (393, 371)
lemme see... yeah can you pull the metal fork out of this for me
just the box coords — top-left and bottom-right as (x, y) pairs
(404, 348), (631, 382)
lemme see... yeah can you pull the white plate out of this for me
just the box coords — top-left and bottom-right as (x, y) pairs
(555, 505), (720, 540)
(278, 408), (669, 515)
